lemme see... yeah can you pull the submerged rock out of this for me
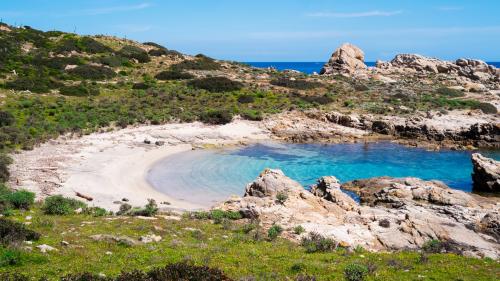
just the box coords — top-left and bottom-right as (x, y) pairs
(218, 169), (500, 259)
(471, 153), (500, 192)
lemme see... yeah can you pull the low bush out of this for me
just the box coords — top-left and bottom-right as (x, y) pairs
(132, 82), (150, 90)
(4, 75), (60, 93)
(188, 77), (243, 92)
(293, 225), (305, 235)
(209, 209), (242, 223)
(5, 190), (35, 210)
(300, 95), (334, 105)
(301, 232), (336, 253)
(155, 70), (194, 80)
(199, 109), (233, 125)
(237, 94), (255, 103)
(474, 102), (497, 114)
(422, 239), (442, 253)
(436, 87), (465, 97)
(378, 219), (390, 228)
(80, 37), (112, 54)
(67, 65), (116, 80)
(0, 248), (22, 266)
(42, 195), (86, 215)
(0, 111), (15, 127)
(268, 224), (283, 240)
(117, 45), (150, 63)
(99, 55), (130, 67)
(129, 199), (158, 217)
(82, 207), (109, 217)
(344, 263), (368, 281)
(116, 203), (132, 216)
(240, 109), (263, 121)
(276, 192), (288, 204)
(0, 218), (40, 245)
(59, 83), (100, 97)
(0, 154), (12, 183)
(270, 78), (322, 90)
(170, 56), (221, 71)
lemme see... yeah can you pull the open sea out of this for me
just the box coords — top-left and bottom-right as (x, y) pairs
(245, 61), (500, 75)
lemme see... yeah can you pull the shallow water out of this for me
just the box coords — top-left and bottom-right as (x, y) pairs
(147, 142), (500, 207)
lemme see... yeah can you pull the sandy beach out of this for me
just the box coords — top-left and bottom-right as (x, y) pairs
(8, 120), (270, 211)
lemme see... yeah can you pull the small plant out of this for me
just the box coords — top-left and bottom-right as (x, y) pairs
(267, 224), (283, 240)
(42, 195), (86, 215)
(82, 206), (108, 217)
(59, 83), (99, 97)
(422, 239), (442, 253)
(117, 45), (151, 63)
(209, 209), (242, 224)
(5, 190), (35, 210)
(116, 203), (132, 215)
(378, 219), (390, 228)
(270, 78), (322, 90)
(67, 65), (117, 80)
(301, 232), (336, 253)
(474, 102), (497, 114)
(192, 211), (210, 220)
(436, 87), (464, 97)
(130, 199), (158, 217)
(276, 192), (288, 204)
(293, 225), (305, 235)
(344, 263), (368, 281)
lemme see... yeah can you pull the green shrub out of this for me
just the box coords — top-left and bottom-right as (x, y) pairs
(436, 87), (464, 97)
(209, 209), (242, 224)
(192, 211), (210, 220)
(422, 239), (442, 253)
(293, 225), (305, 235)
(188, 77), (243, 92)
(5, 190), (35, 210)
(240, 109), (263, 121)
(344, 263), (368, 281)
(0, 218), (40, 245)
(353, 83), (370, 92)
(59, 83), (99, 97)
(237, 94), (255, 103)
(301, 232), (336, 253)
(474, 102), (497, 114)
(267, 224), (283, 240)
(170, 56), (221, 71)
(149, 49), (183, 58)
(199, 109), (233, 125)
(4, 75), (60, 93)
(155, 70), (194, 80)
(99, 55), (130, 67)
(125, 199), (158, 217)
(117, 45), (150, 63)
(42, 195), (86, 215)
(0, 111), (15, 127)
(67, 65), (116, 80)
(270, 78), (322, 90)
(80, 37), (112, 54)
(82, 207), (108, 217)
(300, 95), (334, 105)
(0, 154), (12, 183)
(276, 192), (288, 204)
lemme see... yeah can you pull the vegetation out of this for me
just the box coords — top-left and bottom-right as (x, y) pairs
(270, 78), (323, 90)
(42, 195), (86, 215)
(0, 218), (40, 245)
(301, 232), (337, 253)
(188, 77), (243, 92)
(155, 70), (194, 80)
(117, 45), (150, 63)
(344, 263), (369, 281)
(267, 224), (283, 240)
(170, 55), (221, 71)
(0, 205), (496, 280)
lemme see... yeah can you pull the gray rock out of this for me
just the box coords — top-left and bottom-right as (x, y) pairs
(471, 153), (500, 192)
(320, 43), (366, 75)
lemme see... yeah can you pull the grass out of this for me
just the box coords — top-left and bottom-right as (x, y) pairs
(0, 207), (498, 280)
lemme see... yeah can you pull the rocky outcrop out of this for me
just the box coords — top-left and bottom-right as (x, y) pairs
(472, 153), (500, 192)
(320, 43), (366, 75)
(264, 110), (500, 148)
(218, 169), (500, 259)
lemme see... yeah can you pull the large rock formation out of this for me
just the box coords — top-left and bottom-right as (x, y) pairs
(218, 169), (500, 259)
(320, 43), (366, 75)
(472, 153), (500, 192)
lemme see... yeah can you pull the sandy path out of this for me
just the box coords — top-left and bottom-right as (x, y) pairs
(8, 120), (270, 211)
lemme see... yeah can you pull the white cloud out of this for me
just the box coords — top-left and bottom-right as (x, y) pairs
(306, 10), (402, 18)
(85, 3), (152, 15)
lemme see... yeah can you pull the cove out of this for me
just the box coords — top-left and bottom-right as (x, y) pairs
(147, 142), (500, 208)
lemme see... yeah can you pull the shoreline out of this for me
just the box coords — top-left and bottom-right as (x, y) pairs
(8, 120), (271, 211)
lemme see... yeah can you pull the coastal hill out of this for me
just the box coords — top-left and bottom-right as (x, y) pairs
(0, 23), (499, 280)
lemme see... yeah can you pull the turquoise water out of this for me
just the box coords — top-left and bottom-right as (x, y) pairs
(147, 142), (500, 207)
(245, 62), (500, 74)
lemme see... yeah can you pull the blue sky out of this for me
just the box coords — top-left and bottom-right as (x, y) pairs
(1, 0), (499, 61)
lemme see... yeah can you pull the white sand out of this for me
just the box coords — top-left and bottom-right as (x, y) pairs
(8, 120), (270, 211)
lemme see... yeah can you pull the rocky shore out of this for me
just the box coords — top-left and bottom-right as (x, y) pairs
(218, 167), (500, 259)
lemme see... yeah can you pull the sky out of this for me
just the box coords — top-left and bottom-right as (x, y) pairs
(1, 0), (499, 62)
